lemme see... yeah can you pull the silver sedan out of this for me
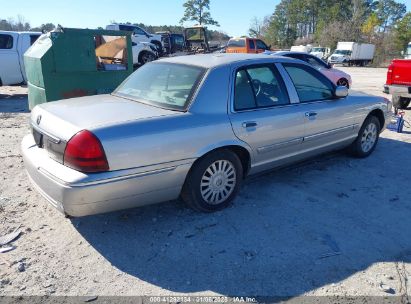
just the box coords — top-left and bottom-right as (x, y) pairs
(22, 54), (392, 216)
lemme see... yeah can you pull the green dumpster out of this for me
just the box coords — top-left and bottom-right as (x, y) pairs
(24, 27), (133, 110)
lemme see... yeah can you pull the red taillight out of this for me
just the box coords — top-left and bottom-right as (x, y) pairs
(386, 64), (393, 85)
(64, 130), (109, 173)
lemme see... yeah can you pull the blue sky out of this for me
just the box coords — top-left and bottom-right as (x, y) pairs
(3, 0), (410, 37)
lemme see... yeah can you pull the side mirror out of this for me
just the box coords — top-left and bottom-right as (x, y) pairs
(267, 45), (271, 50)
(327, 62), (333, 69)
(335, 86), (348, 98)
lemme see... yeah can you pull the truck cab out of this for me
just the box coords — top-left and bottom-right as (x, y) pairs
(226, 37), (270, 54)
(0, 31), (41, 86)
(106, 24), (163, 55)
(310, 46), (330, 60)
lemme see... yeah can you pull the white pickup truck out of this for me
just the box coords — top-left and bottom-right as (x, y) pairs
(0, 31), (41, 86)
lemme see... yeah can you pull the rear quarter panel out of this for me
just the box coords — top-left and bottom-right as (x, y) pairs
(347, 91), (390, 130)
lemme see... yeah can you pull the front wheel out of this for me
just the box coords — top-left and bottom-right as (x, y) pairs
(349, 116), (380, 158)
(181, 150), (243, 212)
(139, 51), (156, 65)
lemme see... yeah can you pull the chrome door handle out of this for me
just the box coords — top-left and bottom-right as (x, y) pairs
(305, 112), (318, 117)
(242, 121), (258, 128)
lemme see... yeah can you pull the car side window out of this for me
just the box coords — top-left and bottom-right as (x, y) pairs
(134, 27), (146, 36)
(283, 63), (334, 102)
(248, 40), (255, 50)
(0, 34), (13, 49)
(256, 40), (268, 50)
(234, 65), (289, 111)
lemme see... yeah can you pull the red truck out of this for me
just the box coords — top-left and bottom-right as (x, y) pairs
(384, 59), (411, 111)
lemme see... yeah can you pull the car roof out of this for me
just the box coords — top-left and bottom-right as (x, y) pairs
(275, 51), (310, 56)
(157, 53), (297, 69)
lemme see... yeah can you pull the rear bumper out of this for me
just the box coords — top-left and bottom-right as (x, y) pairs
(384, 84), (411, 98)
(22, 134), (194, 217)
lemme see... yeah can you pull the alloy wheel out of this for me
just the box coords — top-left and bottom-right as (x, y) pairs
(200, 160), (237, 205)
(361, 122), (377, 153)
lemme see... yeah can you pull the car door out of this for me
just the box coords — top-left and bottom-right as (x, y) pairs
(228, 63), (306, 172)
(281, 62), (357, 152)
(0, 33), (23, 85)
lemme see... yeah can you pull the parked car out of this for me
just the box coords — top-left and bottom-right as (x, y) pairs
(226, 37), (270, 54)
(310, 46), (331, 60)
(0, 30), (41, 86)
(267, 51), (352, 88)
(328, 42), (375, 66)
(106, 24), (163, 55)
(384, 59), (411, 111)
(22, 54), (391, 217)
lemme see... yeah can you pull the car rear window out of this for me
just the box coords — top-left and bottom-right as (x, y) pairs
(0, 34), (13, 49)
(228, 39), (246, 48)
(114, 62), (206, 111)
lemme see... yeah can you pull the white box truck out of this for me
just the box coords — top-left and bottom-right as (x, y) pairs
(328, 42), (375, 66)
(0, 31), (41, 86)
(403, 42), (411, 59)
(290, 45), (312, 53)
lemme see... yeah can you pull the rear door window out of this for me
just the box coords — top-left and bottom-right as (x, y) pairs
(283, 63), (334, 102)
(0, 34), (13, 49)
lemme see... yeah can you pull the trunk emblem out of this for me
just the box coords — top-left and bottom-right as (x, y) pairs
(36, 115), (42, 125)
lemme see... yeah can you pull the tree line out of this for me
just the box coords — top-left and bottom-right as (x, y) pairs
(249, 0), (410, 65)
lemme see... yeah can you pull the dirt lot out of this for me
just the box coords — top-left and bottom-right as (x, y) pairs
(0, 67), (410, 298)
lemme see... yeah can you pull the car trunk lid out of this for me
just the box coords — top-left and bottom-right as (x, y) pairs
(30, 94), (180, 164)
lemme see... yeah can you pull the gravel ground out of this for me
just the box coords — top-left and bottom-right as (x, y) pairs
(0, 67), (410, 298)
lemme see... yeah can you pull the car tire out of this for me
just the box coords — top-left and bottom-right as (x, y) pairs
(181, 150), (243, 212)
(393, 96), (410, 110)
(349, 115), (380, 158)
(138, 51), (155, 65)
